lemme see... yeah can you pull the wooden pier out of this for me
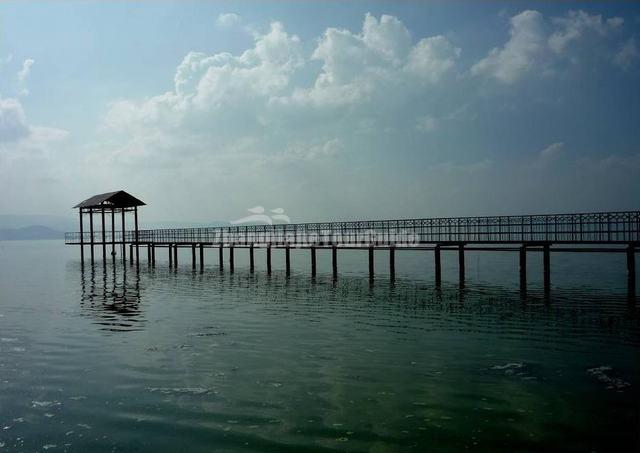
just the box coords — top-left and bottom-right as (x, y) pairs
(66, 191), (639, 294)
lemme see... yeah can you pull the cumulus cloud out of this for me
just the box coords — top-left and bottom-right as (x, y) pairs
(473, 9), (627, 84)
(216, 13), (241, 28)
(538, 141), (564, 163)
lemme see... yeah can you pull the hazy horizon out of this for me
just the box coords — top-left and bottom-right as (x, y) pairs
(1, 2), (639, 225)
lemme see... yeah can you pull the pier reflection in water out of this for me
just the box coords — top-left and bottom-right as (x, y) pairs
(80, 264), (144, 332)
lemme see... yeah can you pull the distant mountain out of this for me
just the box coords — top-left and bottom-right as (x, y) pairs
(0, 225), (64, 240)
(0, 215), (76, 232)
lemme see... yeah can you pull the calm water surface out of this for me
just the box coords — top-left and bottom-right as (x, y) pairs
(0, 240), (638, 452)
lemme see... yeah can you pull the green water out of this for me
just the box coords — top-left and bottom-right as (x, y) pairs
(0, 240), (638, 452)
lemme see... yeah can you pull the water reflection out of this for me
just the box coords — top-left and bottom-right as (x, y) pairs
(80, 264), (145, 332)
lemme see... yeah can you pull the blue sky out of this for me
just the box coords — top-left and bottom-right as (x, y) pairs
(1, 2), (639, 223)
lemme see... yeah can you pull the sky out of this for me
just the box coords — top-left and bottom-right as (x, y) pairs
(0, 1), (639, 225)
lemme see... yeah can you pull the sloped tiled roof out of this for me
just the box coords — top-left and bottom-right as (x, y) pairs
(73, 191), (146, 209)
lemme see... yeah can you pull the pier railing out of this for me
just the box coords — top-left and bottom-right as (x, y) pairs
(65, 211), (640, 246)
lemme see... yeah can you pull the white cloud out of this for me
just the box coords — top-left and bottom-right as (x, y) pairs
(216, 13), (241, 28)
(0, 97), (30, 142)
(473, 10), (628, 84)
(17, 58), (34, 95)
(614, 37), (639, 70)
(416, 115), (439, 132)
(538, 141), (564, 162)
(471, 10), (546, 84)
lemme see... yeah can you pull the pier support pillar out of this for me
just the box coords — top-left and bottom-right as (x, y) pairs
(151, 244), (155, 267)
(110, 208), (115, 261)
(229, 246), (234, 272)
(458, 244), (465, 284)
(219, 245), (223, 270)
(191, 244), (196, 270)
(249, 245), (254, 272)
(267, 246), (272, 274)
(168, 244), (173, 267)
(148, 244), (152, 265)
(543, 243), (551, 292)
(89, 210), (95, 263)
(311, 246), (316, 277)
(368, 247), (374, 281)
(173, 244), (178, 267)
(627, 243), (636, 297)
(285, 247), (291, 275)
(519, 245), (527, 290)
(389, 247), (395, 281)
(101, 207), (106, 262)
(129, 244), (133, 264)
(434, 245), (441, 285)
(199, 244), (204, 270)
(121, 209), (126, 263)
(332, 246), (338, 279)
(134, 206), (139, 266)
(79, 207), (84, 265)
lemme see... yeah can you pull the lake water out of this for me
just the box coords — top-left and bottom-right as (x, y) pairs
(0, 240), (638, 452)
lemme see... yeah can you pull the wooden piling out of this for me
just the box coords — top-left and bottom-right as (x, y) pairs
(311, 246), (316, 277)
(191, 244), (196, 269)
(89, 210), (94, 262)
(199, 244), (204, 270)
(173, 244), (178, 266)
(101, 207), (106, 261)
(79, 207), (84, 265)
(285, 247), (291, 275)
(368, 246), (374, 280)
(229, 246), (234, 272)
(148, 244), (152, 265)
(249, 245), (254, 272)
(389, 247), (395, 281)
(168, 244), (173, 267)
(110, 208), (115, 260)
(458, 243), (465, 284)
(628, 243), (636, 296)
(121, 209), (126, 263)
(134, 206), (139, 265)
(543, 243), (551, 292)
(130, 244), (133, 264)
(267, 246), (272, 274)
(151, 244), (155, 266)
(434, 245), (441, 285)
(332, 246), (337, 278)
(519, 245), (527, 290)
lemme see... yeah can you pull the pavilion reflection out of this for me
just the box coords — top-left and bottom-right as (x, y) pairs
(80, 264), (145, 332)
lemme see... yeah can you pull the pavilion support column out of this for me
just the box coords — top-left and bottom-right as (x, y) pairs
(285, 247), (291, 275)
(229, 246), (234, 272)
(458, 244), (465, 285)
(168, 244), (173, 267)
(249, 245), (254, 272)
(134, 206), (139, 265)
(129, 244), (133, 264)
(121, 209), (126, 263)
(101, 207), (106, 262)
(627, 243), (636, 297)
(267, 246), (272, 274)
(368, 246), (374, 281)
(111, 208), (115, 260)
(519, 245), (527, 291)
(543, 243), (551, 292)
(311, 246), (316, 277)
(79, 208), (85, 265)
(332, 246), (338, 279)
(199, 244), (204, 270)
(218, 245), (224, 270)
(389, 247), (395, 282)
(434, 245), (441, 286)
(89, 209), (95, 263)
(191, 244), (196, 270)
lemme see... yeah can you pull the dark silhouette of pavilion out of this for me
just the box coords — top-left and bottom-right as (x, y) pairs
(74, 191), (145, 264)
